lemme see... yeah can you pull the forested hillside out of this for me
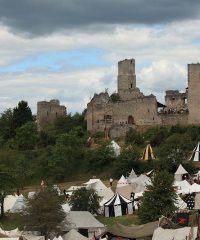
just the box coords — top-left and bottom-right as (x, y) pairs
(0, 100), (199, 189)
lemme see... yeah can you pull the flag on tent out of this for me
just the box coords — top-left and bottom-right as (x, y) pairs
(141, 144), (155, 160)
(190, 142), (200, 161)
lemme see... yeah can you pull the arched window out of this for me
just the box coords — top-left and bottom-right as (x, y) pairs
(128, 115), (134, 124)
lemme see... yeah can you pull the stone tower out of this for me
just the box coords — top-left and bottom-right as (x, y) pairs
(117, 59), (136, 94)
(188, 63), (200, 124)
(37, 99), (67, 129)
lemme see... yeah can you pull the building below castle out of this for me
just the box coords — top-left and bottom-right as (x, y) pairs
(37, 99), (67, 129)
(86, 59), (200, 138)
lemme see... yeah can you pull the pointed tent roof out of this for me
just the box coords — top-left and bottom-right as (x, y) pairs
(141, 144), (155, 160)
(116, 175), (128, 188)
(129, 169), (137, 179)
(10, 194), (26, 213)
(175, 164), (188, 175)
(190, 142), (200, 161)
(62, 229), (88, 240)
(104, 193), (132, 206)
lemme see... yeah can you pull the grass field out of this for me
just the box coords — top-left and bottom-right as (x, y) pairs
(96, 214), (140, 226)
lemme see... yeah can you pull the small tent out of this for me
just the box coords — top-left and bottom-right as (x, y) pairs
(10, 194), (26, 213)
(190, 142), (200, 161)
(127, 169), (137, 183)
(110, 140), (121, 157)
(4, 194), (18, 212)
(141, 144), (155, 160)
(116, 175), (128, 188)
(104, 193), (133, 217)
(174, 164), (188, 181)
(62, 229), (88, 240)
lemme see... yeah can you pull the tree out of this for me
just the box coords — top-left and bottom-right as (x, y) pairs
(15, 122), (38, 150)
(69, 188), (101, 214)
(125, 129), (144, 145)
(13, 100), (33, 130)
(86, 141), (115, 172)
(138, 171), (177, 223)
(0, 167), (16, 218)
(0, 109), (14, 143)
(22, 187), (65, 239)
(113, 146), (141, 178)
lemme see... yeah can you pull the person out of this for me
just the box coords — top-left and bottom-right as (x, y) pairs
(109, 178), (113, 187)
(63, 189), (66, 196)
(41, 180), (45, 188)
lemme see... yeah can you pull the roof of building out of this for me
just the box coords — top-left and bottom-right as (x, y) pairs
(108, 221), (158, 238)
(62, 211), (105, 231)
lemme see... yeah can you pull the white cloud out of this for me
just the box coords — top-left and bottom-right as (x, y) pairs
(0, 20), (200, 113)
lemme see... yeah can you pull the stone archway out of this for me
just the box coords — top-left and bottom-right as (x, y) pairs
(128, 115), (134, 124)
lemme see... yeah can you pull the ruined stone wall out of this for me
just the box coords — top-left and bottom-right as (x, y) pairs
(160, 113), (188, 125)
(86, 92), (162, 134)
(165, 90), (187, 111)
(37, 99), (67, 129)
(110, 95), (161, 126)
(86, 92), (110, 132)
(188, 64), (200, 124)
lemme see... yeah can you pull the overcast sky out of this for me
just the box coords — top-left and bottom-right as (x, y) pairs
(0, 0), (200, 114)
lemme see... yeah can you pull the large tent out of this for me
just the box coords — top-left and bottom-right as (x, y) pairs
(152, 226), (198, 240)
(63, 211), (105, 239)
(181, 183), (200, 195)
(141, 144), (156, 160)
(84, 178), (114, 202)
(104, 193), (133, 217)
(190, 142), (200, 161)
(108, 221), (158, 239)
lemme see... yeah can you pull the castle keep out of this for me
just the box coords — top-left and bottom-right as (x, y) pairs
(37, 99), (66, 129)
(86, 59), (200, 138)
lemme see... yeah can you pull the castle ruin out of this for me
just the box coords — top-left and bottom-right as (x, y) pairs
(37, 99), (67, 129)
(86, 59), (200, 138)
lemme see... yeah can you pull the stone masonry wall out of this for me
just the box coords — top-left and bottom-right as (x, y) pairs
(188, 64), (200, 124)
(37, 99), (66, 129)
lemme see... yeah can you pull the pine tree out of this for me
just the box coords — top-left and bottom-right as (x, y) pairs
(13, 100), (33, 130)
(138, 170), (177, 223)
(22, 187), (65, 239)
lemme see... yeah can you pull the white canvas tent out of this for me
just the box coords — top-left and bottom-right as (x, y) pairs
(195, 192), (200, 209)
(174, 180), (191, 191)
(110, 140), (121, 157)
(127, 169), (137, 183)
(175, 195), (187, 210)
(104, 193), (133, 217)
(181, 183), (200, 194)
(63, 211), (105, 239)
(189, 142), (200, 161)
(116, 175), (128, 188)
(152, 226), (198, 240)
(10, 194), (26, 213)
(84, 179), (107, 192)
(62, 203), (71, 213)
(174, 164), (188, 181)
(116, 184), (134, 199)
(130, 174), (151, 193)
(62, 229), (88, 240)
(4, 194), (18, 212)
